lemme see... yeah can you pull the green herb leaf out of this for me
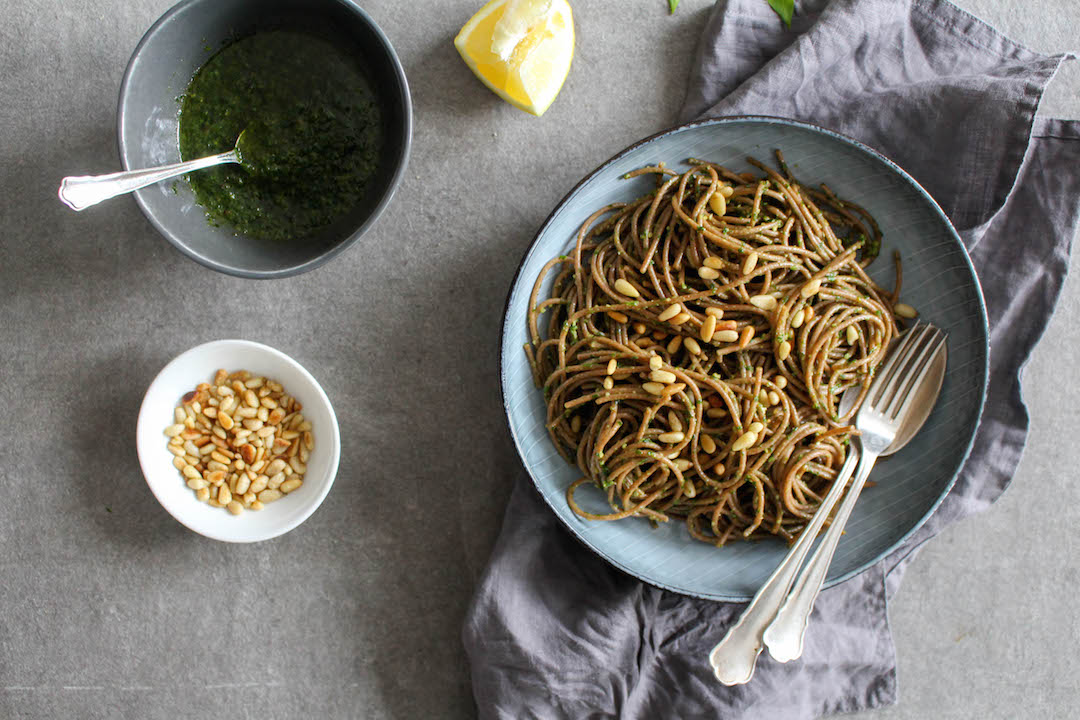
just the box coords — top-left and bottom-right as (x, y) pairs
(668, 0), (680, 14)
(767, 0), (795, 26)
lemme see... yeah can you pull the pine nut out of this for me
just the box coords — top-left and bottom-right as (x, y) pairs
(203, 406), (218, 419)
(237, 407), (258, 419)
(268, 408), (286, 425)
(768, 391), (780, 405)
(775, 376), (788, 389)
(778, 340), (792, 361)
(250, 475), (270, 495)
(257, 407), (269, 422)
(714, 330), (739, 343)
(698, 266), (720, 280)
(732, 431), (758, 452)
(242, 492), (256, 506)
(673, 458), (694, 473)
(894, 302), (918, 319)
(721, 185), (734, 198)
(250, 500), (265, 511)
(791, 308), (806, 328)
(217, 486), (232, 505)
(749, 295), (778, 311)
(260, 397), (278, 410)
(218, 412), (234, 430)
(651, 369), (678, 384)
(164, 424), (185, 437)
(603, 377), (614, 390)
(245, 376), (265, 388)
(666, 336), (683, 354)
(708, 192), (726, 216)
(614, 278), (640, 298)
(288, 456), (306, 474)
(667, 410), (683, 432)
(186, 477), (208, 490)
(659, 431), (685, 444)
(268, 472), (284, 490)
(701, 315), (717, 342)
(672, 313), (693, 325)
(703, 256), (724, 270)
(642, 382), (665, 396)
(658, 303), (682, 322)
(738, 325), (755, 348)
(235, 475), (251, 496)
(265, 459), (287, 476)
(706, 408), (727, 419)
(196, 487), (210, 502)
(800, 278), (822, 298)
(846, 325), (859, 344)
(216, 385), (234, 397)
(172, 456), (187, 470)
(256, 426), (276, 438)
(258, 489), (282, 503)
(167, 444), (186, 458)
(700, 435), (717, 454)
(705, 307), (724, 319)
(742, 252), (759, 276)
(280, 478), (303, 494)
(570, 415), (581, 433)
(749, 421), (764, 434)
(242, 419), (264, 431)
(219, 396), (236, 414)
(652, 330), (667, 340)
(182, 464), (200, 480)
(606, 310), (629, 324)
(603, 358), (616, 375)
(803, 305), (815, 322)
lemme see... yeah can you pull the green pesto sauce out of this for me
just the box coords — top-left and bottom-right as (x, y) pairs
(178, 31), (383, 241)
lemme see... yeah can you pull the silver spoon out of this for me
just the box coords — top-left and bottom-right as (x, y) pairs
(58, 131), (248, 211)
(709, 323), (947, 685)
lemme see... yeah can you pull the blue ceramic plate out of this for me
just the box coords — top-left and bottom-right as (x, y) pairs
(500, 117), (988, 601)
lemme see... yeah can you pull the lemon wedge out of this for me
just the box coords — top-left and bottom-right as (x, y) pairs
(454, 0), (574, 117)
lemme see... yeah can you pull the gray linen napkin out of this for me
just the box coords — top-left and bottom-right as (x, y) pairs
(464, 1), (1080, 717)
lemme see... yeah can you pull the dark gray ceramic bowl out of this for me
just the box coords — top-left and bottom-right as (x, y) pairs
(118, 0), (411, 278)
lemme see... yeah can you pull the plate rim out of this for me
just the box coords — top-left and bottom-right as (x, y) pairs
(499, 114), (990, 601)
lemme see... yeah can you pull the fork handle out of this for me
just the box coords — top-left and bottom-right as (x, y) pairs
(708, 450), (858, 685)
(763, 446), (879, 663)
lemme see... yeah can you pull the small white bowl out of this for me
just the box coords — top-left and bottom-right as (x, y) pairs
(136, 339), (341, 542)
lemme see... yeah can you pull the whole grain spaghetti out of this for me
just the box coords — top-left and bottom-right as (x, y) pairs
(525, 152), (907, 546)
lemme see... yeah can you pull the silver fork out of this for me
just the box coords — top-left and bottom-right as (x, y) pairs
(709, 322), (946, 684)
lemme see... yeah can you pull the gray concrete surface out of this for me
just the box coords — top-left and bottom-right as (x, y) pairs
(1, 0), (1077, 718)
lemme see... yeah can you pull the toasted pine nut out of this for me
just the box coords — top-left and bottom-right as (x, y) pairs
(708, 192), (726, 216)
(250, 500), (265, 511)
(791, 308), (806, 328)
(196, 487), (210, 502)
(570, 415), (581, 433)
(216, 385), (234, 397)
(227, 501), (243, 516)
(260, 397), (278, 410)
(218, 412), (234, 430)
(265, 459), (287, 476)
(801, 278), (822, 298)
(732, 431), (758, 452)
(703, 256), (724, 270)
(652, 330), (667, 340)
(614, 279), (640, 298)
(257, 407), (269, 422)
(268, 408), (286, 425)
(235, 475), (251, 496)
(673, 458), (694, 473)
(700, 435), (717, 454)
(606, 310), (629, 324)
(749, 294), (778, 311)
(714, 330), (739, 343)
(705, 307), (724, 319)
(167, 444), (186, 458)
(245, 376), (265, 388)
(803, 305), (815, 322)
(603, 377), (614, 390)
(738, 325), (755, 348)
(748, 421), (764, 434)
(280, 478), (303, 494)
(742, 252), (759, 276)
(778, 340), (792, 361)
(164, 424), (185, 438)
(698, 266), (720, 280)
(250, 475), (270, 495)
(666, 335), (683, 354)
(701, 315), (717, 342)
(242, 492), (256, 506)
(288, 456), (306, 474)
(659, 431), (685, 444)
(650, 369), (678, 384)
(775, 376), (788, 389)
(258, 489), (282, 503)
(768, 391), (780, 405)
(667, 410), (683, 432)
(172, 456), (187, 470)
(186, 477), (208, 490)
(242, 418), (264, 431)
(642, 382), (665, 396)
(720, 185), (734, 198)
(633, 322), (647, 334)
(894, 302), (918, 319)
(846, 325), (859, 344)
(684, 337), (702, 355)
(670, 312), (691, 325)
(182, 464), (200, 480)
(607, 358), (618, 375)
(217, 486), (232, 505)
(706, 408), (727, 419)
(658, 303), (682, 322)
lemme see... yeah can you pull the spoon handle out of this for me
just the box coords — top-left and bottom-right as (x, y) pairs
(58, 150), (238, 211)
(708, 450), (859, 685)
(763, 446), (879, 663)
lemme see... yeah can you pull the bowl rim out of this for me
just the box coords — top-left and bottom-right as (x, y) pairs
(135, 338), (342, 542)
(498, 114), (990, 601)
(116, 0), (413, 279)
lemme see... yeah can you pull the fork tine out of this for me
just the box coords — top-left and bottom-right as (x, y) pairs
(887, 328), (946, 420)
(868, 323), (926, 408)
(876, 324), (936, 412)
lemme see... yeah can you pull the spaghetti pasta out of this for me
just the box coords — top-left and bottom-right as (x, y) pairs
(525, 152), (901, 546)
